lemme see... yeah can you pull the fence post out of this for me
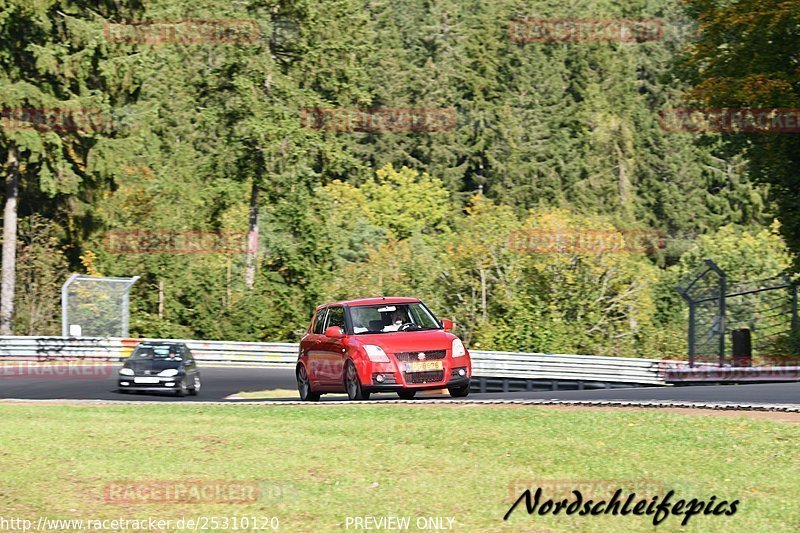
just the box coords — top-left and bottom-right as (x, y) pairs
(792, 283), (799, 336)
(791, 283), (799, 355)
(61, 274), (79, 337)
(688, 302), (695, 367)
(719, 270), (726, 366)
(703, 259), (727, 366)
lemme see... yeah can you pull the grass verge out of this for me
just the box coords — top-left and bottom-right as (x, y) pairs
(0, 404), (798, 532)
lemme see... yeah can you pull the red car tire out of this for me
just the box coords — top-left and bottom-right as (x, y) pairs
(297, 364), (320, 402)
(345, 360), (370, 400)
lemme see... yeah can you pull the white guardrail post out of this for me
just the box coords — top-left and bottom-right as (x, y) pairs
(0, 336), (666, 385)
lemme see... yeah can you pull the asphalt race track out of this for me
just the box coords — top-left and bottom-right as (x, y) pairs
(0, 365), (293, 402)
(1, 364), (799, 405)
(476, 382), (800, 405)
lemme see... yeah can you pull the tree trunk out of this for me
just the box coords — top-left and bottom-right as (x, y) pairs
(244, 178), (260, 289)
(479, 267), (487, 322)
(225, 256), (231, 309)
(614, 141), (633, 218)
(157, 279), (164, 320)
(1, 144), (20, 335)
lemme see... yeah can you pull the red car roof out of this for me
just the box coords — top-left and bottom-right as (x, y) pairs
(316, 296), (421, 309)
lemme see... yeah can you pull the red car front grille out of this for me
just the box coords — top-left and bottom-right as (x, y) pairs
(394, 350), (446, 362)
(406, 370), (444, 384)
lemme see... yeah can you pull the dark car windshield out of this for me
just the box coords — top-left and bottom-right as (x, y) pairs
(349, 303), (440, 334)
(129, 344), (184, 361)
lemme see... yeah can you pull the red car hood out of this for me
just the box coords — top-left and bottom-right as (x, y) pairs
(347, 330), (458, 354)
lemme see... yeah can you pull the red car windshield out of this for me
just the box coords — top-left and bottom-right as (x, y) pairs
(349, 303), (440, 334)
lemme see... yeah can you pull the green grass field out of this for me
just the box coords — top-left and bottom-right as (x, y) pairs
(0, 404), (798, 532)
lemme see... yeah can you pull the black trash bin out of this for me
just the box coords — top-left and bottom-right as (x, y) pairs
(732, 329), (752, 367)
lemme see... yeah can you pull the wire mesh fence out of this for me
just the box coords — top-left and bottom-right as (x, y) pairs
(676, 260), (798, 366)
(725, 275), (798, 359)
(61, 275), (139, 337)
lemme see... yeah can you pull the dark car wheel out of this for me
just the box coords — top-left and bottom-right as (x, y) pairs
(175, 378), (189, 397)
(397, 390), (417, 400)
(297, 365), (320, 402)
(345, 361), (370, 400)
(189, 375), (201, 396)
(448, 383), (470, 398)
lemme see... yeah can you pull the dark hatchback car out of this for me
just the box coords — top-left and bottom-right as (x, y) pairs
(117, 342), (201, 396)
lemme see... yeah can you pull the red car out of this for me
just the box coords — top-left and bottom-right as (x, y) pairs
(296, 297), (471, 401)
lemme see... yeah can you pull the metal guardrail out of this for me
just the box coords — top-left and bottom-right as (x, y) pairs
(0, 336), (298, 367)
(471, 350), (664, 386)
(661, 361), (800, 383)
(0, 336), (665, 386)
(2, 336), (797, 388)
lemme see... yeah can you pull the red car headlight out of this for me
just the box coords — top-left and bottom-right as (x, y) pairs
(364, 344), (390, 363)
(452, 338), (466, 358)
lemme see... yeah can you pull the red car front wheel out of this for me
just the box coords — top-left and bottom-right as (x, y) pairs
(344, 361), (370, 400)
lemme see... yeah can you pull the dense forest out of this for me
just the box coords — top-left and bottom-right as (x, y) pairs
(0, 0), (797, 358)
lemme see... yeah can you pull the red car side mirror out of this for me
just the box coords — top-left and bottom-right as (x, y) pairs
(441, 319), (453, 331)
(324, 326), (345, 339)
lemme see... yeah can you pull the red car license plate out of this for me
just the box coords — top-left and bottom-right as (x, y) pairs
(405, 361), (443, 372)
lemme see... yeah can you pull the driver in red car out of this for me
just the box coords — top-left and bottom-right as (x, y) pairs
(382, 309), (408, 332)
